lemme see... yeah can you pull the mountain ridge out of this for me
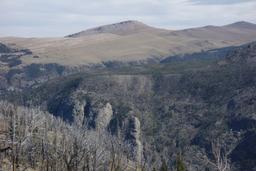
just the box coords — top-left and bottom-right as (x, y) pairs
(1, 20), (256, 67)
(66, 20), (256, 38)
(224, 21), (256, 29)
(66, 20), (168, 37)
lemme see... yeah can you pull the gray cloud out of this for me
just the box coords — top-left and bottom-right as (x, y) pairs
(0, 0), (255, 37)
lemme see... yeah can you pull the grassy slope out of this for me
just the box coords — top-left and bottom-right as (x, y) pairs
(1, 22), (256, 66)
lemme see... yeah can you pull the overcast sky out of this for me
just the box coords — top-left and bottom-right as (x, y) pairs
(0, 0), (255, 37)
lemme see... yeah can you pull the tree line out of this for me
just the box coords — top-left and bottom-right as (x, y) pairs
(0, 101), (231, 171)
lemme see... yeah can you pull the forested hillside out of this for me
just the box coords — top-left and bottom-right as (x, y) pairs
(1, 41), (256, 170)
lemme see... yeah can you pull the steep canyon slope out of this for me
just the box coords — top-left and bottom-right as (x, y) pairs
(7, 41), (255, 170)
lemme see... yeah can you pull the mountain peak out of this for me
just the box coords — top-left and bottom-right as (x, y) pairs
(225, 21), (256, 29)
(66, 20), (154, 37)
(114, 20), (145, 25)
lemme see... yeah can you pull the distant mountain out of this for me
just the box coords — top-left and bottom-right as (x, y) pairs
(225, 21), (256, 29)
(1, 21), (256, 66)
(66, 20), (165, 37)
(170, 21), (256, 43)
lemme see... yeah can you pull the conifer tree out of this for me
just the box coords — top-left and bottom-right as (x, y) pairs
(176, 154), (186, 171)
(160, 159), (168, 171)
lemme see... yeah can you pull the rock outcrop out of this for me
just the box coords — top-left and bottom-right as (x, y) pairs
(69, 90), (114, 130)
(125, 115), (143, 163)
(96, 102), (113, 131)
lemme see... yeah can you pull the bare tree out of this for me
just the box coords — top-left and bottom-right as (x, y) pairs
(210, 139), (231, 171)
(197, 138), (231, 171)
(0, 101), (137, 171)
(108, 135), (130, 171)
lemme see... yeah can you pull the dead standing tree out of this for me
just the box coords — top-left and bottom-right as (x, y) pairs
(0, 102), (46, 171)
(197, 138), (231, 171)
(210, 139), (231, 171)
(108, 135), (130, 171)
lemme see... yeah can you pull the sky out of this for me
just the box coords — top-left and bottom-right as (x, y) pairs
(0, 0), (255, 37)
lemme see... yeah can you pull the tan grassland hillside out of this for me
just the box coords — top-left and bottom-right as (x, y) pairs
(1, 21), (256, 66)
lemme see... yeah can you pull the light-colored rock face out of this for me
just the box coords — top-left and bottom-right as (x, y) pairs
(132, 117), (143, 164)
(66, 84), (144, 163)
(71, 90), (114, 130)
(96, 102), (113, 131)
(72, 100), (86, 127)
(70, 90), (87, 127)
(81, 101), (114, 131)
(125, 116), (143, 163)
